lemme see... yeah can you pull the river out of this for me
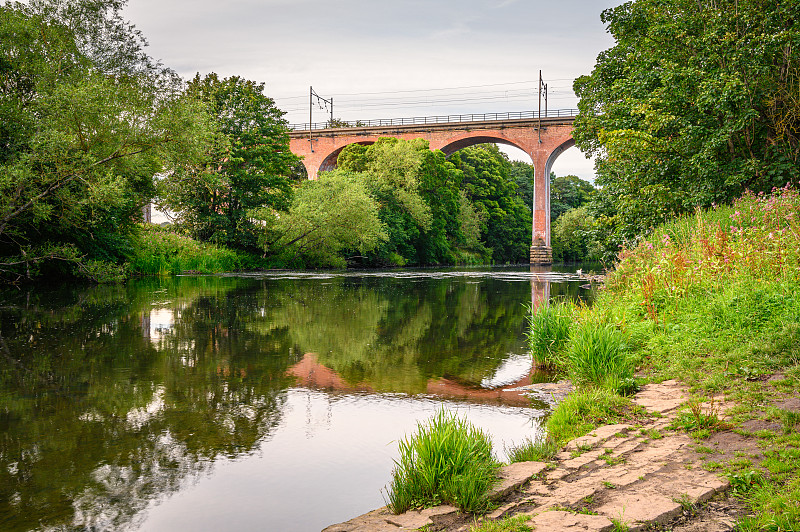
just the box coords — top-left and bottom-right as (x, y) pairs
(0, 266), (592, 531)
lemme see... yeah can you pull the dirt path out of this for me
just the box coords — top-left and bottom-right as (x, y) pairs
(324, 380), (761, 531)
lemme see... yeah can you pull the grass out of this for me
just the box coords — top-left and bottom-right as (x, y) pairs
(546, 388), (639, 444)
(526, 300), (573, 367)
(469, 514), (532, 532)
(564, 323), (637, 395)
(385, 409), (501, 514)
(505, 435), (559, 463)
(522, 185), (800, 530)
(127, 224), (255, 275)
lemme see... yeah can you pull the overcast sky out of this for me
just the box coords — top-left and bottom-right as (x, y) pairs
(123, 0), (621, 178)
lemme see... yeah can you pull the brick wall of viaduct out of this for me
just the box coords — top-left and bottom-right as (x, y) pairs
(288, 117), (576, 264)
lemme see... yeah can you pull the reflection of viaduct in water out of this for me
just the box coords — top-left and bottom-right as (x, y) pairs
(287, 353), (535, 407)
(289, 111), (577, 265)
(530, 265), (552, 311)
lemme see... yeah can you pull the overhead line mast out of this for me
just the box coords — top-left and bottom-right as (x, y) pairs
(309, 86), (333, 152)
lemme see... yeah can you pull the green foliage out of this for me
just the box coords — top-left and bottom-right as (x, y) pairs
(546, 388), (632, 444)
(337, 138), (490, 266)
(0, 0), (212, 282)
(574, 0), (800, 256)
(552, 206), (599, 262)
(450, 145), (531, 263)
(526, 300), (573, 368)
(386, 409), (501, 514)
(550, 174), (596, 223)
(159, 73), (298, 252)
(127, 225), (247, 275)
(558, 186), (800, 530)
(258, 170), (388, 268)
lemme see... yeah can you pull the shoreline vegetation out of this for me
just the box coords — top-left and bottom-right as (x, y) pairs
(387, 185), (800, 531)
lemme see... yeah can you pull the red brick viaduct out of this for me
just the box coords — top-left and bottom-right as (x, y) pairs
(288, 114), (576, 264)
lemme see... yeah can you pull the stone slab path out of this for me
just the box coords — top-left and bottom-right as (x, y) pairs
(324, 380), (733, 532)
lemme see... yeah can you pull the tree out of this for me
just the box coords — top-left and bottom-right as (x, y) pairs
(574, 0), (800, 253)
(255, 170), (387, 268)
(550, 174), (596, 222)
(450, 145), (531, 263)
(551, 207), (598, 263)
(0, 0), (211, 281)
(158, 73), (298, 252)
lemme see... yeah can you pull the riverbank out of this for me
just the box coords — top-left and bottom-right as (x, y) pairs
(326, 186), (800, 531)
(326, 377), (787, 531)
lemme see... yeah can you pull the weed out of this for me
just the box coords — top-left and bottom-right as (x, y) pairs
(673, 493), (696, 513)
(702, 461), (723, 471)
(546, 388), (636, 445)
(671, 396), (731, 433)
(727, 470), (765, 497)
(386, 409), (500, 514)
(779, 409), (800, 434)
(610, 511), (629, 532)
(694, 445), (715, 454)
(603, 481), (616, 489)
(564, 323), (637, 394)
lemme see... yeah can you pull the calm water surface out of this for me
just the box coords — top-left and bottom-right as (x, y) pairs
(0, 267), (591, 532)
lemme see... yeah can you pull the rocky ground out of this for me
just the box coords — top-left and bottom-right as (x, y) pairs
(324, 379), (768, 532)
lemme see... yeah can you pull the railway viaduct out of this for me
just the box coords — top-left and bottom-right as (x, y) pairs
(288, 111), (577, 265)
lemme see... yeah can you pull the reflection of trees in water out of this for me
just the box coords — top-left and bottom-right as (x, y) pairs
(0, 273), (585, 530)
(0, 278), (294, 531)
(248, 277), (531, 393)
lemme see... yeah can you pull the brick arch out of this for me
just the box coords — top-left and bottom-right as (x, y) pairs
(437, 134), (530, 157)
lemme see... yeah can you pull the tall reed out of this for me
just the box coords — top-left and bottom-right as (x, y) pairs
(386, 409), (500, 514)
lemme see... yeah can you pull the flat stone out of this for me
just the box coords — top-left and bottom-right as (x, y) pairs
(566, 424), (631, 451)
(490, 461), (548, 499)
(323, 508), (400, 531)
(595, 491), (683, 531)
(385, 505), (459, 529)
(562, 450), (602, 470)
(634, 382), (687, 414)
(529, 510), (614, 532)
(656, 469), (730, 504)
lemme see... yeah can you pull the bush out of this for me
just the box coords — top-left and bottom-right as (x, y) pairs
(386, 409), (501, 514)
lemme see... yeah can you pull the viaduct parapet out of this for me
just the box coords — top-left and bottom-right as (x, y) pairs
(288, 114), (577, 265)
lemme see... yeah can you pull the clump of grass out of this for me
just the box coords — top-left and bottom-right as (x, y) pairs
(386, 409), (501, 514)
(546, 388), (636, 444)
(526, 300), (573, 367)
(470, 514), (532, 532)
(505, 434), (559, 463)
(564, 323), (637, 395)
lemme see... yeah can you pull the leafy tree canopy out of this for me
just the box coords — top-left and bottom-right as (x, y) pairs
(574, 0), (800, 253)
(254, 170), (388, 268)
(450, 144), (531, 263)
(551, 174), (596, 222)
(158, 73), (298, 253)
(0, 0), (212, 281)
